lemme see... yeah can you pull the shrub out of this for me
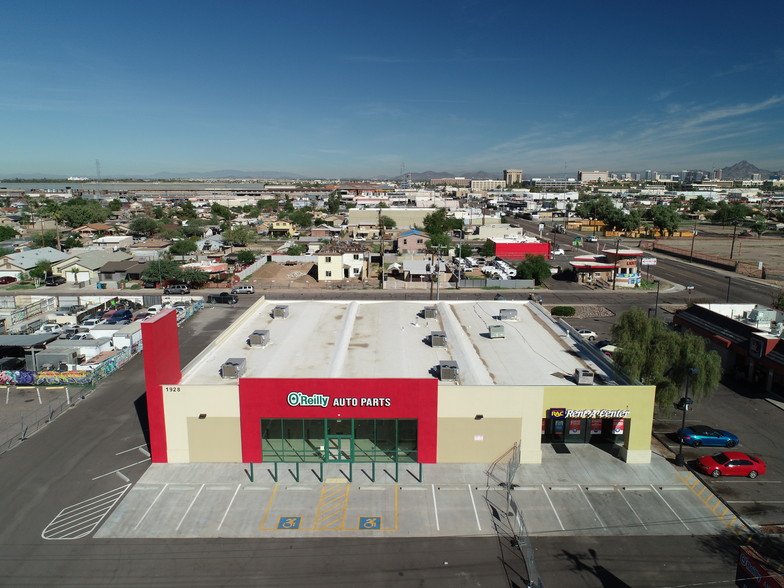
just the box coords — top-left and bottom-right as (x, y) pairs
(550, 306), (575, 317)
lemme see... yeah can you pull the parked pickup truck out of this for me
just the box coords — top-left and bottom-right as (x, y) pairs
(207, 292), (238, 305)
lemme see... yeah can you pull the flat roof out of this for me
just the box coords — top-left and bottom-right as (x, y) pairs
(180, 299), (610, 387)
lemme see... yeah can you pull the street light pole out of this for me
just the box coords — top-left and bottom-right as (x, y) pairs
(725, 276), (732, 303)
(730, 222), (739, 259)
(675, 368), (699, 467)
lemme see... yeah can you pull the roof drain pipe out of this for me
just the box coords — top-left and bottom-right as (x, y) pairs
(328, 300), (358, 378)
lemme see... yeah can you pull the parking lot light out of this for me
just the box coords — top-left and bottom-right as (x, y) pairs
(675, 368), (699, 467)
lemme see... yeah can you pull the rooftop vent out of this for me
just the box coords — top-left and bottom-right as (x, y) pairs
(430, 331), (447, 348)
(488, 324), (505, 338)
(574, 368), (595, 385)
(423, 306), (438, 319)
(249, 330), (270, 347)
(220, 357), (247, 379)
(439, 360), (459, 382)
(499, 309), (518, 321)
(273, 305), (289, 319)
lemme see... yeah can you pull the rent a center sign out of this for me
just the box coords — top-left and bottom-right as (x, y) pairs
(548, 408), (630, 418)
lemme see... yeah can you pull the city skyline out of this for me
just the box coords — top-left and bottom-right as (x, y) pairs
(2, 1), (783, 178)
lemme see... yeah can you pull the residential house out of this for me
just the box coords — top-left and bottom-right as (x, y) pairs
(310, 224), (342, 239)
(98, 259), (149, 283)
(315, 242), (369, 282)
(269, 220), (296, 238)
(92, 235), (134, 250)
(396, 230), (430, 254)
(52, 250), (132, 284)
(128, 238), (172, 261)
(0, 247), (72, 280)
(73, 223), (114, 240)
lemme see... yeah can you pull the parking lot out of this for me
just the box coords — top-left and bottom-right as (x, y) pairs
(89, 444), (747, 540)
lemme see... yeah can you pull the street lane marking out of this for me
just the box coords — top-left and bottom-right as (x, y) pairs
(42, 485), (130, 540)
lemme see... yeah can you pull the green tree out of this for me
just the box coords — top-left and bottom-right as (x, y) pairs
(689, 195), (709, 212)
(179, 267), (210, 287)
(0, 226), (19, 241)
(611, 308), (722, 406)
(422, 208), (461, 235)
(644, 204), (681, 236)
(169, 239), (198, 256)
(575, 195), (615, 220)
(141, 259), (183, 284)
(427, 232), (452, 252)
(211, 203), (233, 221)
(479, 239), (495, 257)
(289, 210), (313, 228)
(129, 216), (161, 237)
(62, 235), (82, 249)
(107, 199), (123, 212)
(59, 198), (109, 227)
(30, 260), (53, 278)
(326, 191), (342, 214)
(710, 201), (750, 226)
(236, 250), (257, 265)
(772, 290), (784, 311)
(224, 224), (257, 246)
(379, 215), (397, 229)
(454, 243), (472, 258)
(32, 229), (59, 249)
(749, 215), (767, 238)
(515, 254), (551, 285)
(287, 243), (307, 255)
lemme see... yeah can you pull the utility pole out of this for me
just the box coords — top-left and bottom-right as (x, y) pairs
(612, 238), (621, 290)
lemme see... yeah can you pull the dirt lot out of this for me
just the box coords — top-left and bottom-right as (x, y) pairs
(649, 227), (784, 280)
(247, 261), (319, 288)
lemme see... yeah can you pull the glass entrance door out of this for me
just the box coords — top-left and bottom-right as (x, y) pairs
(326, 435), (353, 462)
(326, 420), (353, 462)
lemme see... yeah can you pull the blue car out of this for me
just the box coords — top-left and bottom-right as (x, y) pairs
(677, 425), (739, 448)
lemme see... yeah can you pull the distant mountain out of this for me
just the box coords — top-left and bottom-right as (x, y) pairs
(394, 170), (501, 181)
(152, 169), (305, 180)
(720, 160), (781, 180)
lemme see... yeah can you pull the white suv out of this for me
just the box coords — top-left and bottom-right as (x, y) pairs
(231, 285), (255, 294)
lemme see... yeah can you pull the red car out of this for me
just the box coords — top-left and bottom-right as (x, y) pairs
(696, 451), (766, 478)
(0, 276), (17, 284)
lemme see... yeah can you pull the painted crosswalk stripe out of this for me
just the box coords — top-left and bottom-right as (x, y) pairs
(42, 485), (130, 540)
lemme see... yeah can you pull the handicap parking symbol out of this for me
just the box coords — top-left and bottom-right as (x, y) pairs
(277, 516), (301, 530)
(359, 516), (381, 530)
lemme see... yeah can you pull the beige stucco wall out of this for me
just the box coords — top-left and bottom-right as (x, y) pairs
(164, 385), (241, 463)
(438, 386), (544, 464)
(187, 417), (242, 462)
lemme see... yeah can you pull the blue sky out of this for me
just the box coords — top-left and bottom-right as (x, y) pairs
(2, 0), (783, 178)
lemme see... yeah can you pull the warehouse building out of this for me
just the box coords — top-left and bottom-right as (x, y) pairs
(142, 299), (655, 467)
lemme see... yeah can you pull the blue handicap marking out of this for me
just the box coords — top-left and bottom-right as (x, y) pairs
(277, 516), (301, 530)
(359, 516), (381, 530)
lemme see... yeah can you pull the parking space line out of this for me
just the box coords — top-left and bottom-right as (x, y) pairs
(176, 484), (204, 530)
(618, 489), (647, 530)
(431, 484), (440, 531)
(577, 485), (604, 528)
(134, 484), (168, 530)
(650, 485), (689, 530)
(541, 485), (565, 531)
(468, 484), (481, 531)
(115, 444), (148, 456)
(218, 484), (241, 531)
(314, 484), (350, 530)
(92, 458), (151, 481)
(260, 484), (279, 530)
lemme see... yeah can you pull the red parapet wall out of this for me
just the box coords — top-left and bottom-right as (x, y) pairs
(494, 242), (551, 260)
(141, 309), (182, 463)
(239, 378), (438, 463)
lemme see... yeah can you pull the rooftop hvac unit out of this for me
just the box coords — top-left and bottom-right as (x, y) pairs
(221, 357), (247, 379)
(423, 306), (438, 319)
(488, 324), (505, 338)
(499, 309), (518, 321)
(249, 330), (270, 347)
(574, 368), (595, 385)
(273, 305), (289, 319)
(439, 360), (459, 381)
(430, 331), (447, 347)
